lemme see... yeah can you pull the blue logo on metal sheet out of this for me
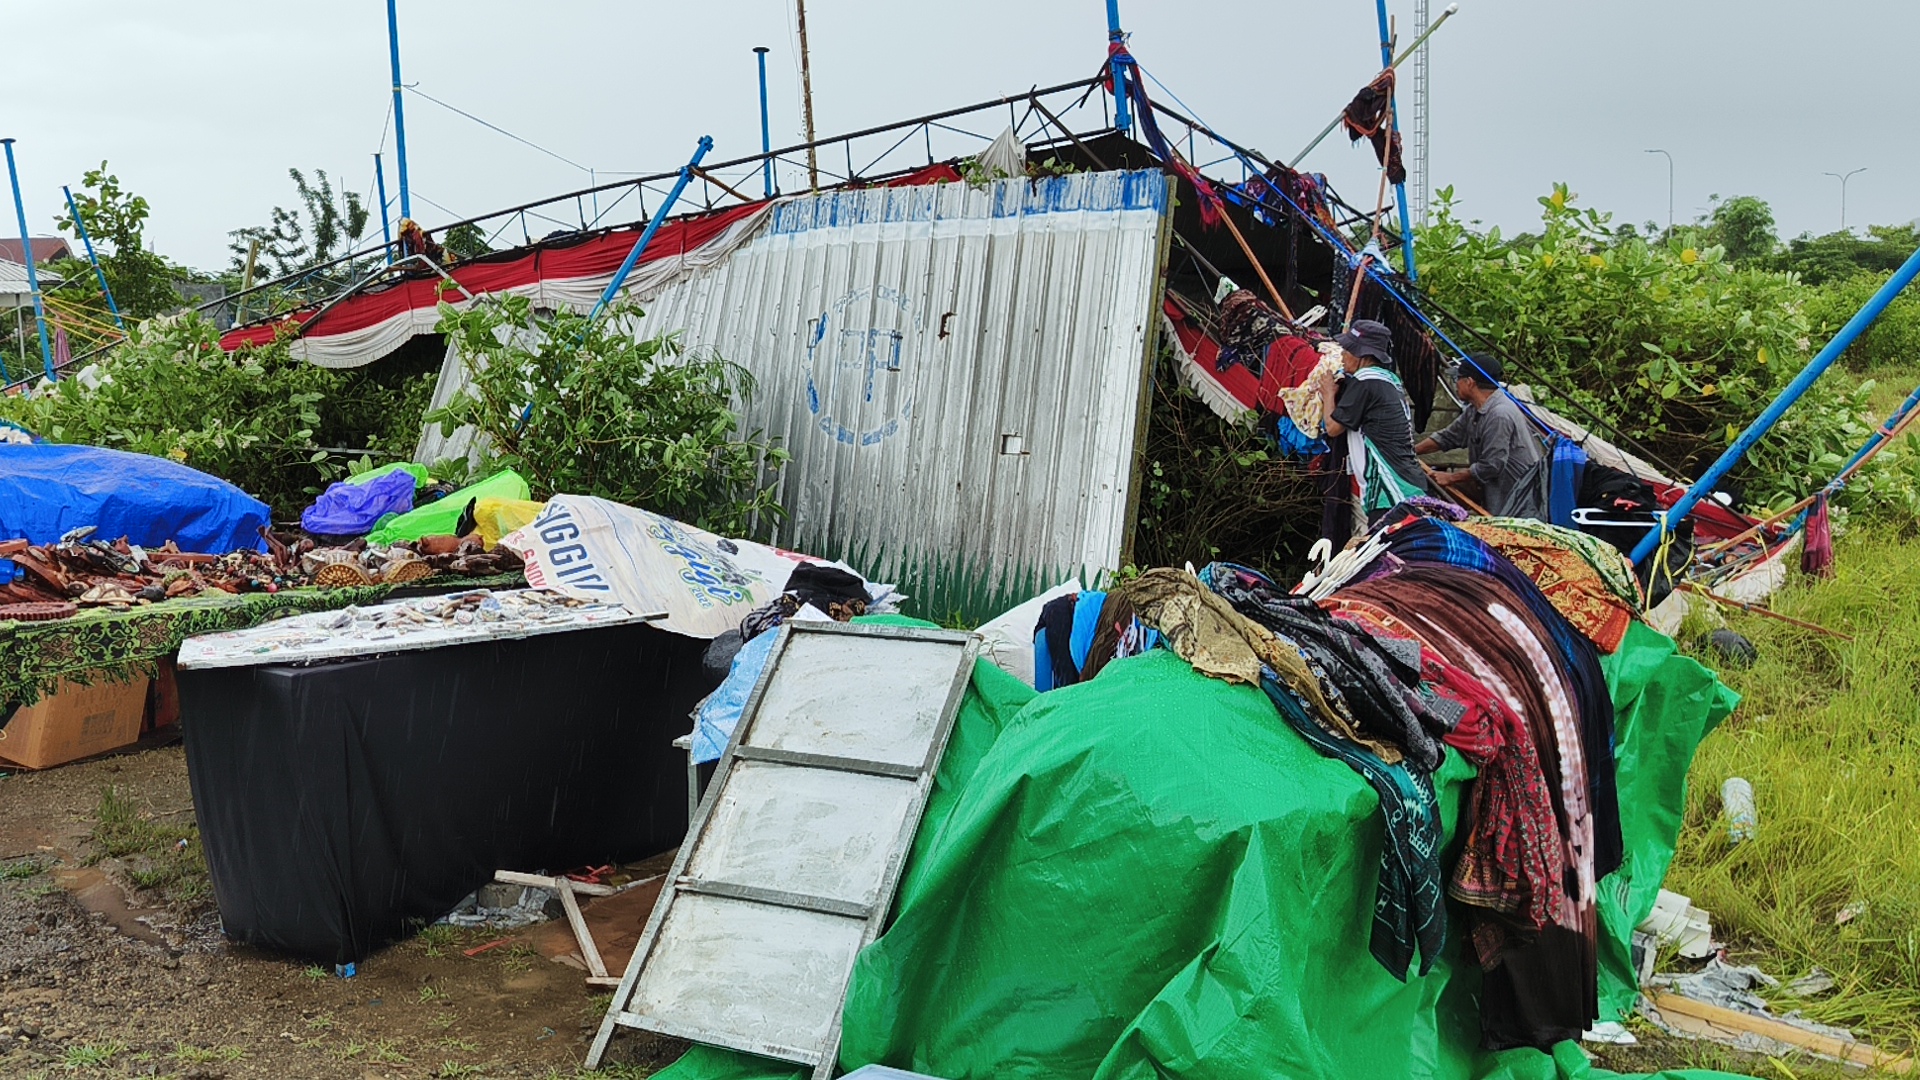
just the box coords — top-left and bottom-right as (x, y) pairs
(804, 286), (920, 447)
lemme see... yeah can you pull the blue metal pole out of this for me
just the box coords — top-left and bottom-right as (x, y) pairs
(2, 139), (55, 383)
(374, 153), (394, 264)
(1106, 0), (1131, 136)
(754, 47), (774, 198)
(386, 0), (412, 222)
(62, 184), (124, 331)
(1771, 382), (1920, 543)
(1372, 0), (1418, 281)
(1630, 241), (1920, 566)
(584, 136), (714, 328)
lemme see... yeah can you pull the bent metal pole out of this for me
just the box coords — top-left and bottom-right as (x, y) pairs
(1372, 0), (1417, 280)
(2, 138), (55, 383)
(374, 153), (394, 264)
(1630, 241), (1920, 567)
(584, 136), (715, 329)
(62, 185), (124, 331)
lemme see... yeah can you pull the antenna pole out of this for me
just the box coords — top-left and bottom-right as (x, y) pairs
(795, 0), (819, 191)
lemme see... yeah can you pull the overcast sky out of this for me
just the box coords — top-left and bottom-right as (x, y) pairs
(1, 0), (1911, 272)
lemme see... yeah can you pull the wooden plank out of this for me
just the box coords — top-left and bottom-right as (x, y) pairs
(558, 882), (609, 979)
(494, 869), (617, 896)
(1648, 991), (1914, 1073)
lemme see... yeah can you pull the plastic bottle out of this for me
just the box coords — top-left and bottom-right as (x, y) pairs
(1721, 777), (1756, 845)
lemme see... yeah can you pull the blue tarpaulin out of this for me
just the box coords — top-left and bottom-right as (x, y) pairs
(0, 443), (271, 582)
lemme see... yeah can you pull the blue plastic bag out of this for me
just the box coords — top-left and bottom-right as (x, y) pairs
(300, 470), (417, 537)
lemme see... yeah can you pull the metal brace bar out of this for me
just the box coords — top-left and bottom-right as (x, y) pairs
(729, 745), (922, 780)
(674, 878), (874, 921)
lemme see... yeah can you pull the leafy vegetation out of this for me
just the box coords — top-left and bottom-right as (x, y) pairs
(430, 295), (788, 536)
(1133, 343), (1319, 576)
(50, 162), (183, 320)
(0, 313), (436, 517)
(1668, 524), (1920, 1049)
(1416, 184), (1902, 512)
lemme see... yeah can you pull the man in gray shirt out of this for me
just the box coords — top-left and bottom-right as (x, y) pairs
(1415, 353), (1547, 519)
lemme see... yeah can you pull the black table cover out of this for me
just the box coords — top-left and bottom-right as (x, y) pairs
(179, 622), (708, 964)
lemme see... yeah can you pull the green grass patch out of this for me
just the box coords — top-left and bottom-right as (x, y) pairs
(1668, 524), (1920, 1046)
(0, 857), (45, 880)
(59, 1041), (126, 1068)
(170, 1044), (245, 1064)
(90, 785), (208, 902)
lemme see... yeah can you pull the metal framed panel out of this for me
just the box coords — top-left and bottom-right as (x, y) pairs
(587, 621), (977, 1074)
(628, 170), (1175, 596)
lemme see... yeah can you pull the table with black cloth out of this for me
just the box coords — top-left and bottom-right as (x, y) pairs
(178, 622), (711, 964)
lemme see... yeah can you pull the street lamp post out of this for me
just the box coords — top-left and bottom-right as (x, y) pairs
(1645, 148), (1674, 234)
(1824, 167), (1867, 232)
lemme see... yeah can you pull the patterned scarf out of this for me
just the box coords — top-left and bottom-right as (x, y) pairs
(1456, 518), (1643, 653)
(1260, 675), (1445, 981)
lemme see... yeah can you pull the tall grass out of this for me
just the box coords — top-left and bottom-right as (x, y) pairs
(1668, 524), (1920, 1044)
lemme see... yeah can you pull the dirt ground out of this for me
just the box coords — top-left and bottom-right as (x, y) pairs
(0, 743), (685, 1079)
(0, 743), (1872, 1080)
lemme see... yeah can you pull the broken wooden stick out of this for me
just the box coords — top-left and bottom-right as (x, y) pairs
(1677, 583), (1854, 642)
(1649, 991), (1912, 1074)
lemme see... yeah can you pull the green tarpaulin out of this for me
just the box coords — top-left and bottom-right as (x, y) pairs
(644, 617), (1740, 1080)
(365, 469), (530, 545)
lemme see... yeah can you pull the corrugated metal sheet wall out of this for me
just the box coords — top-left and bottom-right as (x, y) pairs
(629, 169), (1171, 597)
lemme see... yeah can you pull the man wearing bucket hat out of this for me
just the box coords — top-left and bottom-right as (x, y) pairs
(1316, 318), (1428, 497)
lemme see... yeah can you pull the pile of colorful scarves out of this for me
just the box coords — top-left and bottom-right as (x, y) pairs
(1088, 504), (1647, 1050)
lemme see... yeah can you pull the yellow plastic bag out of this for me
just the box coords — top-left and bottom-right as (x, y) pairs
(472, 498), (546, 547)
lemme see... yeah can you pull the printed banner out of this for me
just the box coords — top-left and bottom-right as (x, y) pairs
(501, 495), (825, 639)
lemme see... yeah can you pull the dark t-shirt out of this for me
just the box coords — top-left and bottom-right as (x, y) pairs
(1331, 373), (1428, 492)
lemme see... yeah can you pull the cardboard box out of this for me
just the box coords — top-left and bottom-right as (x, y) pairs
(0, 675), (150, 770)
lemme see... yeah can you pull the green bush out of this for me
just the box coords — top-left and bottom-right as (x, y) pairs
(1416, 184), (1892, 512)
(1131, 343), (1319, 576)
(428, 295), (788, 537)
(1803, 273), (1920, 373)
(0, 312), (434, 518)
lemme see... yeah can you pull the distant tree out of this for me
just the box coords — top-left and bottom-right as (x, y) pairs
(1709, 195), (1777, 263)
(1767, 223), (1920, 285)
(442, 223), (491, 262)
(52, 163), (180, 318)
(227, 168), (371, 280)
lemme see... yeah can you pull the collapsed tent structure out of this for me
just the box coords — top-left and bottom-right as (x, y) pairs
(197, 69), (1790, 618)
